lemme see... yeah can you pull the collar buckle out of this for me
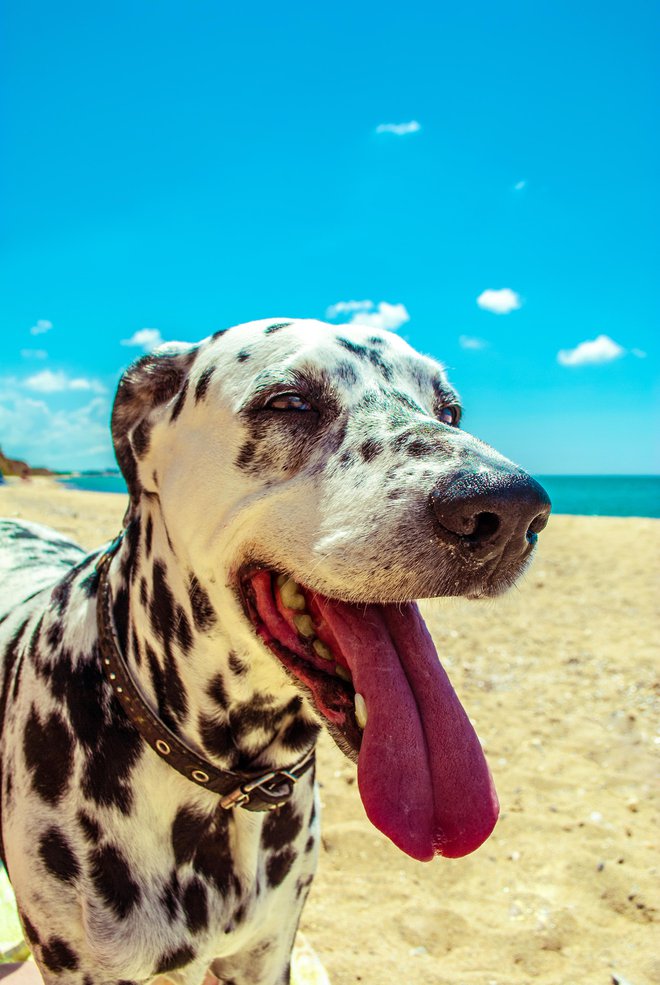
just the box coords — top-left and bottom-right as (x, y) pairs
(220, 768), (299, 812)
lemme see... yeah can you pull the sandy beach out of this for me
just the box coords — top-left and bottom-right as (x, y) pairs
(1, 478), (658, 985)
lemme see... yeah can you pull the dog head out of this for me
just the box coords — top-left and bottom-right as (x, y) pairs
(111, 317), (551, 861)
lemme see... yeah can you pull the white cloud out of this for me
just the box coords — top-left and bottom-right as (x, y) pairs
(29, 319), (53, 336)
(0, 393), (113, 470)
(477, 288), (523, 315)
(326, 300), (410, 333)
(20, 349), (48, 360)
(352, 302), (410, 332)
(459, 335), (488, 350)
(325, 300), (373, 320)
(557, 334), (626, 367)
(23, 369), (106, 394)
(375, 121), (421, 136)
(514, 180), (526, 191)
(121, 328), (164, 352)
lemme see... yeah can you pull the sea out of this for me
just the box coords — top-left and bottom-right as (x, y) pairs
(57, 474), (660, 518)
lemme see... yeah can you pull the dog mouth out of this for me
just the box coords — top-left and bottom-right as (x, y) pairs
(239, 567), (499, 861)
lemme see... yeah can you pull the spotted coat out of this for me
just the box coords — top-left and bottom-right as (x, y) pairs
(0, 317), (539, 984)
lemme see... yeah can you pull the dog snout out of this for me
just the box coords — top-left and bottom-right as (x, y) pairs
(430, 468), (551, 561)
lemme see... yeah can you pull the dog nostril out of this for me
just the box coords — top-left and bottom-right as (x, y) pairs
(527, 510), (550, 538)
(465, 511), (500, 544)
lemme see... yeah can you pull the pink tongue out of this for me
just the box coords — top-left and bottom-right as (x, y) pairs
(311, 597), (499, 861)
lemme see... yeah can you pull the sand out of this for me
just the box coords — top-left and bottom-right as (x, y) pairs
(1, 478), (658, 985)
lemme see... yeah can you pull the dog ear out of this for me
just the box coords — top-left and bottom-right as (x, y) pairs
(111, 343), (198, 515)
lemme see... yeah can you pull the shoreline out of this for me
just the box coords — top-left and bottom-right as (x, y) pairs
(0, 478), (658, 984)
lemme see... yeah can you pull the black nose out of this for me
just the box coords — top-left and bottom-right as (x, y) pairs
(430, 469), (551, 560)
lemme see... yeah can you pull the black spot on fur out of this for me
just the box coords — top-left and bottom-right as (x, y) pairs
(89, 844), (141, 919)
(262, 803), (303, 852)
(264, 322), (292, 335)
(19, 913), (40, 946)
(24, 707), (73, 805)
(266, 847), (296, 888)
(113, 584), (130, 661)
(51, 652), (142, 814)
(120, 516), (141, 584)
(131, 627), (143, 667)
(305, 835), (315, 853)
(335, 361), (359, 386)
(77, 810), (102, 844)
(391, 430), (412, 452)
(194, 367), (214, 403)
(183, 877), (209, 934)
(132, 417), (152, 457)
(337, 337), (370, 359)
(280, 717), (320, 752)
(160, 871), (181, 922)
(360, 438), (383, 462)
(227, 701), (284, 740)
(193, 825), (238, 895)
(406, 437), (434, 458)
(50, 566), (77, 615)
(212, 328), (228, 340)
(79, 563), (101, 598)
(206, 673), (228, 710)
(146, 643), (188, 729)
(235, 441), (256, 470)
(169, 379), (189, 422)
(139, 576), (148, 608)
(39, 827), (80, 883)
(41, 937), (79, 972)
(389, 389), (425, 414)
(228, 652), (247, 676)
(46, 618), (64, 651)
(296, 873), (314, 898)
(198, 713), (235, 761)
(172, 806), (212, 866)
(368, 335), (385, 346)
(237, 349), (251, 362)
(171, 806), (235, 894)
(188, 577), (216, 631)
(145, 515), (153, 556)
(150, 560), (176, 642)
(175, 604), (193, 654)
(155, 943), (196, 975)
(82, 718), (142, 814)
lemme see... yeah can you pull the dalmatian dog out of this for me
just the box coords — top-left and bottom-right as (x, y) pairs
(0, 318), (550, 984)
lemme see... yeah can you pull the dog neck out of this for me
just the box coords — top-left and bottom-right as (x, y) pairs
(105, 504), (320, 774)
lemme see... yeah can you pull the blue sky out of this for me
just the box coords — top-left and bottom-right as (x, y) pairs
(1, 0), (658, 473)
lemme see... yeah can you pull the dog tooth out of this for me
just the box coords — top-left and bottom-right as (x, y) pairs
(354, 692), (368, 729)
(294, 614), (315, 638)
(279, 578), (306, 611)
(313, 639), (333, 661)
(335, 664), (352, 683)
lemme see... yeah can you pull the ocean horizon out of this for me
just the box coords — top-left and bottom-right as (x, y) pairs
(54, 473), (660, 519)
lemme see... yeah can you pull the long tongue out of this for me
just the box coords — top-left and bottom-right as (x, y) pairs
(310, 597), (499, 861)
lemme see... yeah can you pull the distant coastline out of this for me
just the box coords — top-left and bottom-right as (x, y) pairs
(57, 472), (127, 495)
(54, 473), (660, 519)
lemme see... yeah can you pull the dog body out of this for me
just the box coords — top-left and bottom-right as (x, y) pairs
(0, 318), (549, 984)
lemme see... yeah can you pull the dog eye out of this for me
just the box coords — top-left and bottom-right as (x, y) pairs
(439, 405), (460, 426)
(265, 393), (314, 412)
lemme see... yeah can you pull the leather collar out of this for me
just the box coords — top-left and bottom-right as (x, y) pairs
(95, 536), (315, 812)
